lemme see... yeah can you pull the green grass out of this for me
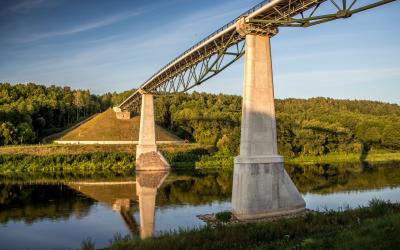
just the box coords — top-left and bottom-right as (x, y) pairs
(0, 143), (209, 156)
(0, 144), (213, 177)
(286, 150), (400, 165)
(0, 144), (399, 175)
(0, 144), (137, 156)
(215, 211), (232, 223)
(103, 200), (400, 250)
(193, 150), (400, 170)
(0, 152), (136, 177)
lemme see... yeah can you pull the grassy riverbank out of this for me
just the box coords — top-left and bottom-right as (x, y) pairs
(0, 144), (399, 176)
(0, 144), (212, 177)
(195, 149), (400, 169)
(0, 144), (209, 156)
(286, 149), (400, 165)
(102, 200), (400, 250)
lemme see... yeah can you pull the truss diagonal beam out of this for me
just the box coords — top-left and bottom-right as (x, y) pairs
(116, 0), (395, 111)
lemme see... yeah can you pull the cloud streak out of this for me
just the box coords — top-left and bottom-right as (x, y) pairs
(20, 10), (142, 42)
(8, 0), (46, 13)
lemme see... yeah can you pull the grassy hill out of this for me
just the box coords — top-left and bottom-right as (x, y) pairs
(56, 108), (182, 142)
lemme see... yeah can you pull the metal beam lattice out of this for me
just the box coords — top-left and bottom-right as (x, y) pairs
(249, 0), (395, 27)
(117, 0), (395, 111)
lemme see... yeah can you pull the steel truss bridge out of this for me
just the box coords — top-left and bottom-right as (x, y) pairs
(115, 0), (395, 112)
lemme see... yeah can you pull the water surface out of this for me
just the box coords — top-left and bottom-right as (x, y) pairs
(1, 161), (399, 249)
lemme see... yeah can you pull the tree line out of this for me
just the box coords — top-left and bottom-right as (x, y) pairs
(153, 92), (400, 157)
(1, 83), (399, 158)
(0, 82), (133, 145)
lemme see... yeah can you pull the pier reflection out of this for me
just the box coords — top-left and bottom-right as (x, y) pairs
(67, 170), (169, 239)
(136, 170), (169, 239)
(66, 180), (139, 235)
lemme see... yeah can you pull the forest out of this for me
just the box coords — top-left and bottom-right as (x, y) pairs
(0, 82), (399, 158)
(153, 92), (400, 157)
(0, 82), (132, 144)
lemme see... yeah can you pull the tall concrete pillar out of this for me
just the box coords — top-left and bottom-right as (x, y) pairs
(136, 93), (169, 171)
(232, 31), (305, 220)
(137, 94), (157, 156)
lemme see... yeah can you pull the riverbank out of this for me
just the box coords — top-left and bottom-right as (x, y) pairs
(102, 200), (400, 250)
(0, 144), (212, 177)
(0, 145), (400, 176)
(286, 150), (400, 164)
(195, 149), (400, 169)
(0, 144), (209, 156)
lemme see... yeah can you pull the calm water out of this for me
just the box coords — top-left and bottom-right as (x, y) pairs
(1, 162), (400, 249)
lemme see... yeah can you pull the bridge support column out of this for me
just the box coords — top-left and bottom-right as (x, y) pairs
(136, 93), (169, 171)
(232, 34), (305, 220)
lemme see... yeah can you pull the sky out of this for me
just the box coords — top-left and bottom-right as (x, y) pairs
(0, 0), (399, 103)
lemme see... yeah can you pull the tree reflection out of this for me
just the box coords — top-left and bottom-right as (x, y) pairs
(287, 161), (400, 193)
(1, 161), (399, 235)
(0, 184), (94, 224)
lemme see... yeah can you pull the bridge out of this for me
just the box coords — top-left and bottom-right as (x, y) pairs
(113, 0), (395, 220)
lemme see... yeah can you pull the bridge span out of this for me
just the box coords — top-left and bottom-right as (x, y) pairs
(114, 0), (395, 220)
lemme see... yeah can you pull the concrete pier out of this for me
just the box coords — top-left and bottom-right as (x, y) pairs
(136, 93), (169, 171)
(137, 94), (157, 156)
(232, 34), (305, 220)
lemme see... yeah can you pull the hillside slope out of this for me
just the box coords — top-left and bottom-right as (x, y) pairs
(57, 108), (182, 141)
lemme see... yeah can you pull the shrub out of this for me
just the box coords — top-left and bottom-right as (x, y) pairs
(215, 211), (232, 223)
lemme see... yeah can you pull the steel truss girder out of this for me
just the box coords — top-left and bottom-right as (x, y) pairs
(118, 0), (394, 111)
(249, 0), (395, 27)
(154, 38), (245, 94)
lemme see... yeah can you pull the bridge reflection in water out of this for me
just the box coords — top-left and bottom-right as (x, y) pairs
(136, 170), (169, 239)
(67, 170), (169, 239)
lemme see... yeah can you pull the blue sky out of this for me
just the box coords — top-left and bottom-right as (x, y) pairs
(0, 0), (399, 103)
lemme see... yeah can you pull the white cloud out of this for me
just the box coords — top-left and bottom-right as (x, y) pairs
(9, 0), (46, 12)
(20, 10), (142, 42)
(4, 0), (257, 85)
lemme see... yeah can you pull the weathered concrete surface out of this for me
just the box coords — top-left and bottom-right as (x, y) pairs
(136, 94), (157, 156)
(232, 34), (305, 220)
(238, 34), (278, 157)
(136, 94), (170, 171)
(232, 162), (305, 220)
(115, 111), (131, 120)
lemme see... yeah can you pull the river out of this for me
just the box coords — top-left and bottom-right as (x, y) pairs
(0, 161), (399, 249)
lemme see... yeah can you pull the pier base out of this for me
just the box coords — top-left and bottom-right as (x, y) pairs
(232, 34), (305, 220)
(232, 158), (305, 220)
